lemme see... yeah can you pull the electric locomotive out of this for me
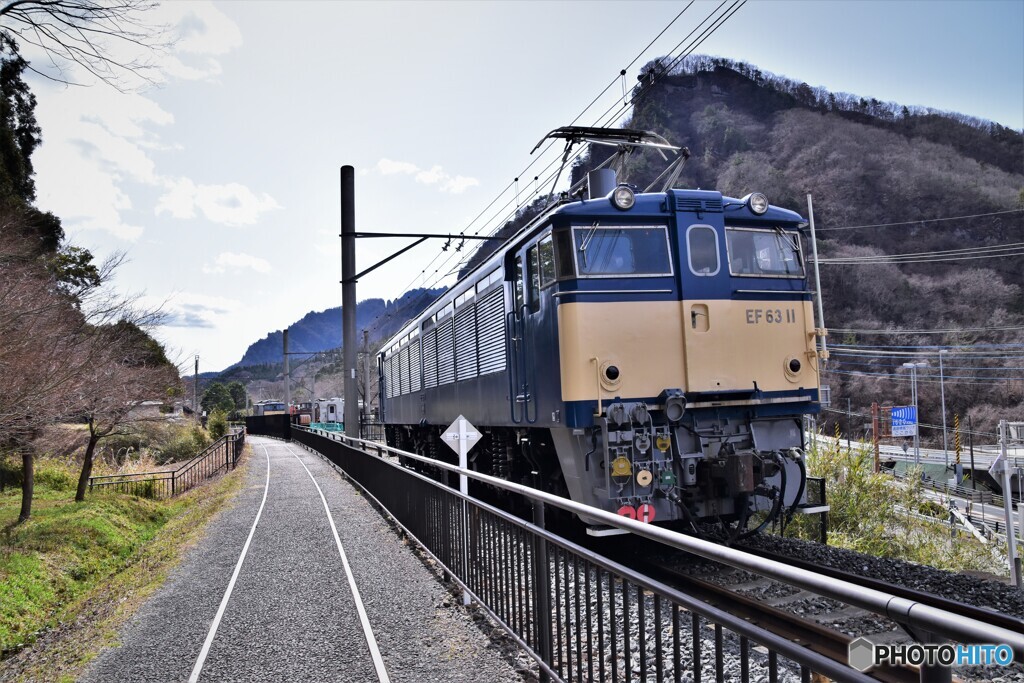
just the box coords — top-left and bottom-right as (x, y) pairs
(379, 127), (824, 536)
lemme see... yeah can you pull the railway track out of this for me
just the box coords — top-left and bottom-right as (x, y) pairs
(614, 541), (1024, 683)
(637, 556), (920, 683)
(742, 546), (1024, 637)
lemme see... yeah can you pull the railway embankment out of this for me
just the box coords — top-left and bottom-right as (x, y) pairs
(0, 449), (247, 683)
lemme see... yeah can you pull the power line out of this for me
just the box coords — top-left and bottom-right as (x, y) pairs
(829, 325), (1024, 335)
(814, 241), (1024, 265)
(832, 357), (1024, 373)
(825, 368), (1023, 384)
(819, 407), (1001, 438)
(830, 342), (1024, 349)
(816, 208), (1024, 232)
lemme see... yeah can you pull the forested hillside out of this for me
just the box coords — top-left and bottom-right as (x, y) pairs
(224, 287), (445, 370)
(610, 55), (1023, 439)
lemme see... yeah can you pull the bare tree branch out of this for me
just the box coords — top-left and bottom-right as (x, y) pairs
(0, 0), (171, 91)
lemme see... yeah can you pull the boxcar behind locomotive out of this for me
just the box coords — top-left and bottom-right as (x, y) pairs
(380, 128), (823, 536)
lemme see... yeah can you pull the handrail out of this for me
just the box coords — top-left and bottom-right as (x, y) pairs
(88, 430), (245, 499)
(296, 426), (1024, 659)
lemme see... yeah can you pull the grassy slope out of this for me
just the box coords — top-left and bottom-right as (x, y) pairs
(0, 451), (248, 682)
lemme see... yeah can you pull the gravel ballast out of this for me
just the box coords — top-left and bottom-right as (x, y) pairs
(81, 437), (524, 683)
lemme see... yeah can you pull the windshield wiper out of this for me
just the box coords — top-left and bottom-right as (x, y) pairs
(579, 221), (600, 268)
(773, 227), (802, 272)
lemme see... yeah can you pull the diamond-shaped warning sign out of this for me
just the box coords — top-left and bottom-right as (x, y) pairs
(441, 415), (481, 455)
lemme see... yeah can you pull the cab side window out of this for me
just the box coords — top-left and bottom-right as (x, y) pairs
(513, 255), (525, 312)
(527, 245), (541, 312)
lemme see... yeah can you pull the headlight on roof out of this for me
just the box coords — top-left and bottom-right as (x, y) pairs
(745, 192), (769, 215)
(610, 185), (635, 211)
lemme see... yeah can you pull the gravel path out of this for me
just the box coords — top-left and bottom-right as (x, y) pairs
(80, 437), (522, 683)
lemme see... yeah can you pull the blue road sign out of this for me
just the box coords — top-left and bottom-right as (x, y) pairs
(891, 406), (917, 437)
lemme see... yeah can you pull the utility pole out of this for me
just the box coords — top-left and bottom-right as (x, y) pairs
(193, 354), (199, 419)
(939, 349), (949, 469)
(283, 328), (291, 409)
(871, 402), (880, 473)
(901, 361), (927, 467)
(997, 420), (1021, 588)
(968, 414), (977, 491)
(341, 166), (359, 437)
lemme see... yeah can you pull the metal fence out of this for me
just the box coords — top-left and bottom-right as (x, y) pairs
(291, 428), (886, 683)
(359, 418), (385, 443)
(88, 431), (245, 499)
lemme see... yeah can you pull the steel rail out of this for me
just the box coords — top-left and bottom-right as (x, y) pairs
(741, 547), (1024, 634)
(640, 560), (920, 683)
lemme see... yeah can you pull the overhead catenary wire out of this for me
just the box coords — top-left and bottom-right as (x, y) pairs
(355, 4), (720, 342)
(376, 3), (717, 314)
(426, 0), (744, 285)
(416, 0), (746, 293)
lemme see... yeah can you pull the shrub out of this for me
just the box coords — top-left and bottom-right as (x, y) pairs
(33, 460), (77, 492)
(156, 424), (212, 464)
(207, 410), (228, 440)
(785, 437), (1005, 575)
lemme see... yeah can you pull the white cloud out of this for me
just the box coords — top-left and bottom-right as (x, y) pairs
(203, 251), (273, 275)
(152, 292), (242, 330)
(30, 2), (256, 243)
(165, 2), (243, 57)
(157, 178), (282, 226)
(375, 158), (479, 194)
(377, 158), (420, 175)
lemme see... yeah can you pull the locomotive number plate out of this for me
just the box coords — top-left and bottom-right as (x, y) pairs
(745, 308), (798, 324)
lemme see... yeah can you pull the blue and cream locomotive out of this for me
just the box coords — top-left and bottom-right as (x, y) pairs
(380, 127), (822, 536)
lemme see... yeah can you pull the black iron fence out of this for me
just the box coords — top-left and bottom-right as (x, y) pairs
(290, 428), (878, 683)
(359, 418), (385, 443)
(245, 414), (291, 440)
(88, 431), (245, 499)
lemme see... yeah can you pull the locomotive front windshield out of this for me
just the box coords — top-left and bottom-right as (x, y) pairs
(572, 225), (672, 277)
(725, 227), (804, 277)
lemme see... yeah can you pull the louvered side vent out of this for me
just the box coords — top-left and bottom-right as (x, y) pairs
(398, 346), (409, 396)
(675, 196), (723, 213)
(455, 306), (478, 381)
(408, 340), (421, 393)
(388, 355), (397, 398)
(436, 319), (455, 385)
(422, 330), (437, 389)
(476, 289), (506, 375)
(676, 197), (702, 212)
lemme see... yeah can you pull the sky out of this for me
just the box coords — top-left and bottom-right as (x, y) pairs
(22, 0), (1024, 372)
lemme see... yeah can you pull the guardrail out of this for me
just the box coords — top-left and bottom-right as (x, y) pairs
(884, 468), (1019, 511)
(88, 431), (245, 499)
(292, 426), (1024, 682)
